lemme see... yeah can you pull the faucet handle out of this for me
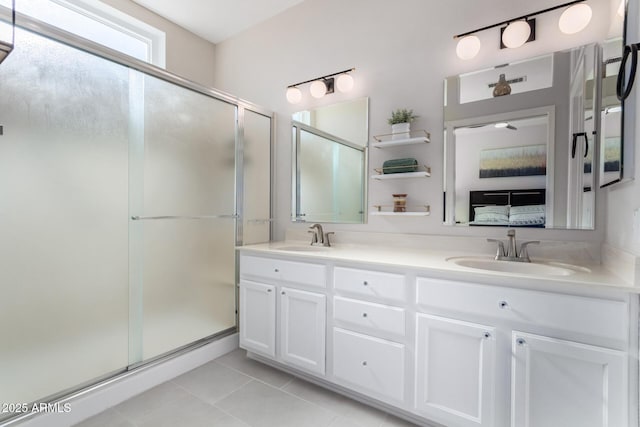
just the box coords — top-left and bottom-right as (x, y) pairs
(307, 229), (318, 244)
(518, 241), (540, 261)
(487, 238), (506, 259)
(324, 232), (335, 247)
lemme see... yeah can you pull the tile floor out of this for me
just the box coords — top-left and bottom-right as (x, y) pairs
(74, 349), (422, 427)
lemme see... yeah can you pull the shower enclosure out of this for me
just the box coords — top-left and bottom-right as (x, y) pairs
(0, 19), (272, 423)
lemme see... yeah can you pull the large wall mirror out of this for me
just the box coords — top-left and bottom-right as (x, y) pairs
(445, 33), (623, 230)
(292, 97), (368, 223)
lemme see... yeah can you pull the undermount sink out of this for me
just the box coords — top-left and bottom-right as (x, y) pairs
(275, 245), (332, 253)
(446, 256), (590, 277)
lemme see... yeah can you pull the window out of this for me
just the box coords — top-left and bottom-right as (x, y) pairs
(2, 0), (165, 67)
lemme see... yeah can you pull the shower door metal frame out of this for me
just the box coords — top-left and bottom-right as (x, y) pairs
(0, 10), (274, 426)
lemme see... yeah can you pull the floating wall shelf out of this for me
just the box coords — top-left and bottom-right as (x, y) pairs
(372, 129), (431, 148)
(371, 167), (431, 180)
(371, 205), (431, 216)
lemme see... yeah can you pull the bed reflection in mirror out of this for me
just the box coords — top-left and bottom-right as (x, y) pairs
(454, 116), (551, 228)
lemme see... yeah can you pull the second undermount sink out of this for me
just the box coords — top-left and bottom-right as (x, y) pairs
(275, 245), (333, 253)
(446, 256), (590, 277)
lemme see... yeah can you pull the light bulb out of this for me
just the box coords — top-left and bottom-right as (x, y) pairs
(456, 35), (481, 60)
(310, 80), (327, 98)
(286, 87), (302, 104)
(336, 74), (354, 92)
(558, 4), (592, 34)
(502, 20), (531, 48)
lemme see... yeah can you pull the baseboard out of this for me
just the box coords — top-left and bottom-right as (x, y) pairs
(7, 333), (239, 427)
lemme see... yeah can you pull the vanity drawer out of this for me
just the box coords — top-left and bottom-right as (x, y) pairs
(334, 296), (405, 337)
(334, 267), (405, 302)
(416, 278), (628, 343)
(240, 254), (327, 288)
(333, 327), (405, 402)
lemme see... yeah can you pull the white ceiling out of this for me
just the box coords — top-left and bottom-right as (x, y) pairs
(131, 0), (306, 44)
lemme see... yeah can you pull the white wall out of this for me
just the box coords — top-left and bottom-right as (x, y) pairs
(101, 0), (216, 87)
(213, 0), (620, 242)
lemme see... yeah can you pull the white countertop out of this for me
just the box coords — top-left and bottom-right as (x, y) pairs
(238, 241), (638, 295)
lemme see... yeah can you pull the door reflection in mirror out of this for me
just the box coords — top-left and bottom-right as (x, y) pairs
(291, 98), (368, 224)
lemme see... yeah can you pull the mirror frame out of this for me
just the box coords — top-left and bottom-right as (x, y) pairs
(291, 97), (369, 224)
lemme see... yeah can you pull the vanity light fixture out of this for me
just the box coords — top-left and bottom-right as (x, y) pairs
(454, 0), (591, 60)
(286, 68), (355, 104)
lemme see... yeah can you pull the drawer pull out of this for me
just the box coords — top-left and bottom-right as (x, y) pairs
(498, 300), (509, 309)
(483, 332), (491, 339)
(274, 268), (279, 273)
(363, 281), (368, 286)
(362, 361), (368, 366)
(517, 338), (526, 346)
(362, 313), (368, 318)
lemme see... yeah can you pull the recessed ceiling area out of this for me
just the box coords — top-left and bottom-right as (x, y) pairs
(131, 0), (306, 44)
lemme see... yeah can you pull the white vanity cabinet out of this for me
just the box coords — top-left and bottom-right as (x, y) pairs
(239, 254), (327, 375)
(238, 248), (637, 427)
(415, 276), (632, 427)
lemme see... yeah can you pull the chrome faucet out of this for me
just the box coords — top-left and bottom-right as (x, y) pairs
(487, 229), (539, 262)
(308, 224), (334, 247)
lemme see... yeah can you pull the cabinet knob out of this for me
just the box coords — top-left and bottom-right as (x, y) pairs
(362, 361), (367, 366)
(363, 281), (368, 286)
(281, 291), (285, 295)
(498, 301), (509, 309)
(483, 332), (491, 339)
(274, 268), (279, 273)
(267, 289), (272, 293)
(517, 338), (526, 346)
(362, 313), (368, 318)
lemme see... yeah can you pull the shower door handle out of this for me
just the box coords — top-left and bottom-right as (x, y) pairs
(617, 43), (640, 101)
(571, 132), (588, 159)
(131, 214), (239, 221)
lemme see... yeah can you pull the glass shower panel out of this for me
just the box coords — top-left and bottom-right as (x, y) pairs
(0, 29), (129, 407)
(138, 75), (237, 360)
(243, 110), (271, 244)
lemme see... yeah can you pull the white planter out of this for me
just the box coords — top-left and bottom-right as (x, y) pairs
(391, 122), (410, 139)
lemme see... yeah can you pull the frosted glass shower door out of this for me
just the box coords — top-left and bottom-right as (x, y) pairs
(133, 75), (238, 361)
(0, 29), (130, 408)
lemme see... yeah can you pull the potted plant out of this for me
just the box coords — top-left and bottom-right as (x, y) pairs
(388, 108), (418, 139)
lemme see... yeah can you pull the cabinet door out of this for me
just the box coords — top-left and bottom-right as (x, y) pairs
(511, 332), (627, 427)
(239, 280), (276, 357)
(416, 314), (496, 427)
(280, 287), (326, 374)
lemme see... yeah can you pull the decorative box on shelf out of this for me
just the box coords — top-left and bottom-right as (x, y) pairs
(371, 205), (431, 216)
(371, 129), (430, 148)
